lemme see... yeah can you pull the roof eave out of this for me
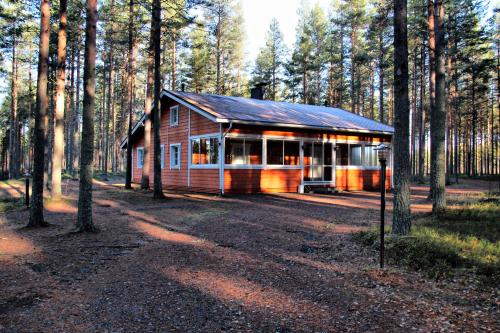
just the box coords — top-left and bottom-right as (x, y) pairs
(214, 118), (394, 136)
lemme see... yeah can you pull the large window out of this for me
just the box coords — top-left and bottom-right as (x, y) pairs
(170, 105), (179, 126)
(191, 137), (219, 165)
(225, 138), (262, 165)
(266, 140), (300, 165)
(364, 145), (379, 167)
(170, 144), (181, 169)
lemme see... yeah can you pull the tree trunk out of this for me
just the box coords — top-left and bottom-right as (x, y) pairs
(152, 0), (164, 199)
(72, 38), (81, 179)
(28, 0), (51, 227)
(51, 0), (67, 200)
(67, 45), (75, 174)
(350, 24), (356, 114)
(171, 33), (176, 90)
(392, 0), (411, 235)
(418, 41), (426, 181)
(141, 17), (155, 190)
(378, 30), (385, 123)
(430, 0), (446, 213)
(76, 0), (98, 232)
(427, 0), (436, 198)
(9, 23), (20, 179)
(124, 0), (134, 189)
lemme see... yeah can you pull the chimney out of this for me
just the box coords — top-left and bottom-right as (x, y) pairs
(181, 83), (186, 92)
(250, 83), (266, 100)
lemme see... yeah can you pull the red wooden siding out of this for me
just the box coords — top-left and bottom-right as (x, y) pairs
(131, 96), (220, 192)
(224, 169), (302, 193)
(335, 169), (391, 191)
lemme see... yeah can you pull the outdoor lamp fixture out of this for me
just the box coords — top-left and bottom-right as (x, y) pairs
(374, 143), (390, 269)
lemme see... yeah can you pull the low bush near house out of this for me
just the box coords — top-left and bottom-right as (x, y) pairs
(354, 195), (500, 282)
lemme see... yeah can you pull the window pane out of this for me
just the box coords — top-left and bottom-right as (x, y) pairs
(324, 166), (332, 181)
(312, 165), (323, 181)
(225, 138), (245, 164)
(137, 148), (144, 168)
(324, 143), (332, 165)
(246, 139), (262, 164)
(161, 146), (165, 169)
(210, 138), (219, 164)
(304, 142), (312, 166)
(336, 144), (348, 166)
(350, 144), (362, 166)
(200, 138), (209, 164)
(191, 139), (200, 164)
(313, 142), (322, 166)
(364, 145), (379, 166)
(284, 141), (300, 165)
(267, 140), (283, 165)
(170, 145), (180, 167)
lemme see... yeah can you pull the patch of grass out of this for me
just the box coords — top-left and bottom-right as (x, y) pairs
(0, 197), (25, 212)
(354, 195), (500, 281)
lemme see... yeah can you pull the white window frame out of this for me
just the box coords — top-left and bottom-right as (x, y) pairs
(223, 137), (265, 167)
(160, 144), (165, 169)
(170, 143), (181, 169)
(170, 105), (179, 127)
(137, 147), (144, 168)
(266, 139), (301, 166)
(189, 134), (220, 169)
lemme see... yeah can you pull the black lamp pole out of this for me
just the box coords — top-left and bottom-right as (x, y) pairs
(379, 156), (386, 269)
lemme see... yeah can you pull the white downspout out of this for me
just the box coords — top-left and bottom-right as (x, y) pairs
(219, 122), (233, 195)
(188, 108), (191, 190)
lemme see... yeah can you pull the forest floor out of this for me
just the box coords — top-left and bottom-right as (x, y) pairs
(0, 178), (498, 332)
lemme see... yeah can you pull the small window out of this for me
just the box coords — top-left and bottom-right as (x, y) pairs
(350, 144), (362, 166)
(336, 144), (348, 166)
(191, 137), (219, 165)
(160, 144), (165, 169)
(170, 144), (180, 169)
(137, 147), (144, 168)
(364, 145), (379, 167)
(170, 105), (179, 126)
(225, 138), (262, 165)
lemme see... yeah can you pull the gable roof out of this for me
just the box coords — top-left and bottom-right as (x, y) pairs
(121, 90), (394, 149)
(164, 90), (394, 135)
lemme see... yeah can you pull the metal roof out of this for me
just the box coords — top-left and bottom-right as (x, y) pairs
(164, 90), (394, 135)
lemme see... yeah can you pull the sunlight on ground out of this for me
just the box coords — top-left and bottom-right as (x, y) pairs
(133, 221), (207, 246)
(0, 229), (38, 259)
(45, 199), (77, 213)
(163, 266), (329, 320)
(0, 180), (25, 199)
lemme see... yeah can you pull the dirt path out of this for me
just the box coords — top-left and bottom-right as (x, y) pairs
(0, 179), (498, 332)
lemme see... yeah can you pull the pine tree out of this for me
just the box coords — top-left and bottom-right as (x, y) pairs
(251, 18), (286, 100)
(76, 0), (98, 232)
(393, 0), (412, 234)
(28, 0), (51, 228)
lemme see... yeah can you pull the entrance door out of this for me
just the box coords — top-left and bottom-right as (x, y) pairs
(303, 142), (334, 183)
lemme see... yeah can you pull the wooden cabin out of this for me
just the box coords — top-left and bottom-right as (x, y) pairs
(121, 90), (393, 194)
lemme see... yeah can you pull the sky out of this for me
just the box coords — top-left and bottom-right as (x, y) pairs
(240, 0), (332, 64)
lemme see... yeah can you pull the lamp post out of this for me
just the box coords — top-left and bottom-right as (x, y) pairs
(374, 144), (390, 269)
(24, 172), (31, 208)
